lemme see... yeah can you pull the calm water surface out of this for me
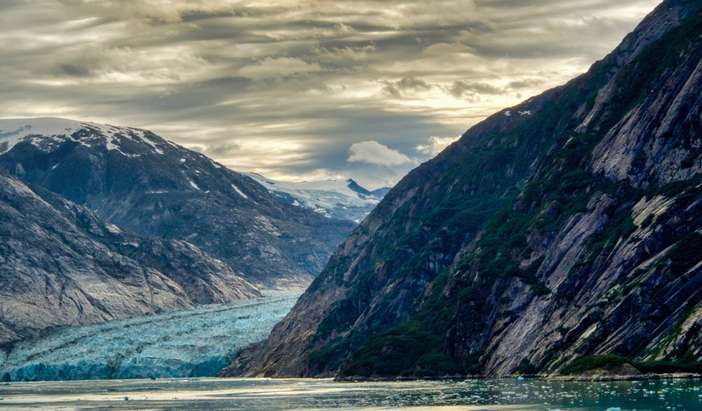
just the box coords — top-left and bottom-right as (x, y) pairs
(0, 377), (700, 410)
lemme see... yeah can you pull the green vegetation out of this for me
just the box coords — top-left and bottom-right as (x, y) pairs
(635, 360), (702, 374)
(562, 355), (702, 375)
(341, 320), (461, 378)
(561, 355), (630, 374)
(515, 359), (538, 375)
(596, 10), (702, 134)
(667, 232), (702, 277)
(308, 340), (349, 373)
(340, 270), (472, 377)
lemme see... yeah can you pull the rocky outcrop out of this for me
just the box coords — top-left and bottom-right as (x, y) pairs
(0, 119), (354, 288)
(230, 0), (702, 378)
(0, 172), (259, 347)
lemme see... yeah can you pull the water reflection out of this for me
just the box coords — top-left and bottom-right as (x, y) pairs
(0, 377), (700, 410)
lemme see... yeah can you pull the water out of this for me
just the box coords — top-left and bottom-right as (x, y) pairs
(0, 293), (298, 381)
(0, 377), (700, 410)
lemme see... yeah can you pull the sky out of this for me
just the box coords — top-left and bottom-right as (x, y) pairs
(0, 0), (660, 188)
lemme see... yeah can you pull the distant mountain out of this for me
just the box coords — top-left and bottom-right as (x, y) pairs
(247, 173), (390, 223)
(230, 0), (702, 378)
(0, 171), (259, 347)
(0, 118), (355, 289)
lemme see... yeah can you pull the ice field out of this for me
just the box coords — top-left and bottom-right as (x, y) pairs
(0, 293), (298, 381)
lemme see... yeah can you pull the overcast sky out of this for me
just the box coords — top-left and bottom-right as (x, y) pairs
(0, 0), (660, 188)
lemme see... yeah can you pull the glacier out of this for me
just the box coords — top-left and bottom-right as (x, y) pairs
(0, 293), (298, 382)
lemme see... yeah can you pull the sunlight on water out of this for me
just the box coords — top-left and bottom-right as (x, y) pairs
(0, 377), (700, 410)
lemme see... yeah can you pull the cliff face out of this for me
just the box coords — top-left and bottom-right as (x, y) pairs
(232, 0), (702, 377)
(0, 119), (354, 288)
(0, 172), (259, 347)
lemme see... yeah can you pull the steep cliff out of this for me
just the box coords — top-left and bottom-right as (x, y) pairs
(232, 0), (702, 377)
(0, 119), (354, 288)
(0, 172), (259, 347)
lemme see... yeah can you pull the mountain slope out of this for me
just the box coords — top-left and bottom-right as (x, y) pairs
(231, 0), (702, 378)
(247, 173), (389, 223)
(0, 171), (259, 347)
(0, 119), (354, 288)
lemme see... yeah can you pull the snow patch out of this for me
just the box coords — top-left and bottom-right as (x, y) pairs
(231, 183), (249, 199)
(0, 118), (168, 156)
(188, 180), (201, 191)
(105, 223), (122, 234)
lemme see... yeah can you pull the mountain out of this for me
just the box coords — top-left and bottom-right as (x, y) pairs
(247, 173), (390, 223)
(229, 0), (702, 378)
(0, 118), (355, 289)
(0, 171), (259, 347)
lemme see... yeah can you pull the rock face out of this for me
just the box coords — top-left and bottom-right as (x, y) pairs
(232, 0), (702, 378)
(0, 172), (259, 347)
(0, 119), (354, 288)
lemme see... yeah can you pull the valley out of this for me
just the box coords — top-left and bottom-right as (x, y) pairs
(0, 1), (700, 405)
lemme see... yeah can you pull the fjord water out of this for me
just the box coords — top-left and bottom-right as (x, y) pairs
(0, 294), (298, 381)
(1, 377), (700, 410)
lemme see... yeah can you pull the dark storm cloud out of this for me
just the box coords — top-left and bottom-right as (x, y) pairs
(0, 0), (660, 187)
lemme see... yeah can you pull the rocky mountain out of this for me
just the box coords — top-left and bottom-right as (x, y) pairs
(247, 173), (390, 223)
(0, 118), (355, 288)
(230, 0), (702, 378)
(0, 171), (259, 347)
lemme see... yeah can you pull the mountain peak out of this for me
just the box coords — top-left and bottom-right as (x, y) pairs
(345, 178), (372, 197)
(0, 117), (174, 157)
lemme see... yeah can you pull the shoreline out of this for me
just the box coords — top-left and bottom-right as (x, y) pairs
(334, 373), (702, 383)
(1, 373), (701, 385)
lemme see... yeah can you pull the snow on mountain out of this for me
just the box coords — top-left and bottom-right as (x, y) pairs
(246, 173), (390, 223)
(0, 117), (172, 157)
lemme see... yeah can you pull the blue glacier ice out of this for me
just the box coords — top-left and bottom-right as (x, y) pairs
(0, 293), (298, 381)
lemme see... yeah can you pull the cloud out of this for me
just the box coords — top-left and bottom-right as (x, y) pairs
(0, 0), (660, 187)
(448, 81), (504, 98)
(238, 57), (322, 80)
(347, 141), (415, 167)
(416, 136), (460, 156)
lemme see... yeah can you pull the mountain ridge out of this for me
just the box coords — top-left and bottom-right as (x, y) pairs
(0, 118), (355, 288)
